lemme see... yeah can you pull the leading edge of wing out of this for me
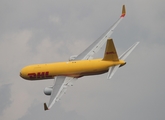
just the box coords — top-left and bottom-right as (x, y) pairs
(44, 76), (77, 110)
(75, 5), (126, 60)
(44, 76), (66, 110)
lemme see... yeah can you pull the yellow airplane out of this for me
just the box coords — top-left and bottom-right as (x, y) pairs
(20, 5), (139, 110)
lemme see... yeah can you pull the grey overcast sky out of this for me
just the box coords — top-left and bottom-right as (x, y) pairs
(0, 0), (165, 120)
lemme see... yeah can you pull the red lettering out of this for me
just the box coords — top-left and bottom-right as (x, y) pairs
(28, 72), (52, 79)
(45, 72), (52, 78)
(28, 73), (36, 79)
(106, 51), (115, 54)
(37, 72), (45, 78)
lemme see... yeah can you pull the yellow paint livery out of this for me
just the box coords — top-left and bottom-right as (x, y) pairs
(21, 59), (125, 80)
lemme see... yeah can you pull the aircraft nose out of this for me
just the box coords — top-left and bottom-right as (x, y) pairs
(20, 68), (26, 79)
(20, 66), (32, 80)
(20, 70), (24, 78)
(20, 71), (23, 77)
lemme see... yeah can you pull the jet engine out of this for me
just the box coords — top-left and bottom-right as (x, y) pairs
(44, 86), (53, 95)
(69, 55), (77, 61)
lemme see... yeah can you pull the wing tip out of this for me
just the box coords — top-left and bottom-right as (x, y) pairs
(44, 103), (49, 111)
(137, 41), (140, 44)
(120, 5), (126, 17)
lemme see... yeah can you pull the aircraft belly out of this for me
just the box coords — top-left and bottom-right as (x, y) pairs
(79, 69), (108, 77)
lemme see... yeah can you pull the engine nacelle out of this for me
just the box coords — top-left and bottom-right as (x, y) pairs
(44, 86), (53, 96)
(69, 55), (78, 61)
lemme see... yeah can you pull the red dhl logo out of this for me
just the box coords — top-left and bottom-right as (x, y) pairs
(106, 51), (115, 54)
(28, 72), (52, 79)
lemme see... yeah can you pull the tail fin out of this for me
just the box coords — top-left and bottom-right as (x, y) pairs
(106, 40), (139, 80)
(102, 39), (119, 61)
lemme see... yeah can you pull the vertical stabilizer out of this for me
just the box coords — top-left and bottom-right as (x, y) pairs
(103, 39), (119, 61)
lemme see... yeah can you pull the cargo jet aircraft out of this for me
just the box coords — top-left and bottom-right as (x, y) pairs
(20, 5), (139, 110)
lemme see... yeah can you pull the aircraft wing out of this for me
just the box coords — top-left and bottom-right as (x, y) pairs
(44, 5), (126, 110)
(44, 76), (77, 110)
(75, 5), (126, 60)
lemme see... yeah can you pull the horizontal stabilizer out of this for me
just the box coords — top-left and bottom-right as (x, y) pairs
(119, 42), (139, 60)
(107, 65), (120, 79)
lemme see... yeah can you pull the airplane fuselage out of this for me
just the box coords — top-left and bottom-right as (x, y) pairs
(20, 59), (125, 80)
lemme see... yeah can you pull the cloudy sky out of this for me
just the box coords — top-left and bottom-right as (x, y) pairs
(0, 0), (165, 120)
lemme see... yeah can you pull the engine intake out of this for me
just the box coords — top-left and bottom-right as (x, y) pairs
(44, 87), (53, 95)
